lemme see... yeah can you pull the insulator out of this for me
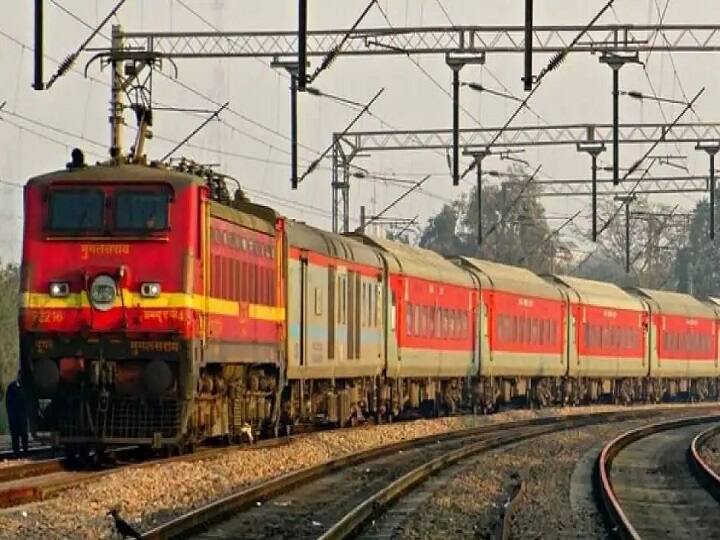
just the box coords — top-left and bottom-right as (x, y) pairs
(56, 53), (77, 77)
(546, 51), (567, 73)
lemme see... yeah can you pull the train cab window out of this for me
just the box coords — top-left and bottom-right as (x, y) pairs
(114, 190), (170, 233)
(48, 189), (105, 234)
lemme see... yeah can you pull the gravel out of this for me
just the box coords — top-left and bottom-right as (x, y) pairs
(396, 420), (663, 540)
(0, 403), (711, 539)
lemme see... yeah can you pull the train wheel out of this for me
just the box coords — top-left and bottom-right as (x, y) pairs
(91, 444), (105, 468)
(64, 445), (79, 468)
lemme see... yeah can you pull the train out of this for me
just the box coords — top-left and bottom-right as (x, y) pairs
(18, 152), (720, 455)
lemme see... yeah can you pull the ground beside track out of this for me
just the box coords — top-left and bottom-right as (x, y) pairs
(0, 404), (714, 539)
(608, 422), (720, 539)
(700, 429), (720, 476)
(391, 421), (659, 540)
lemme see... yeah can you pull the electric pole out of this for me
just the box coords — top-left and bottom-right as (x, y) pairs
(695, 141), (720, 240)
(614, 194), (637, 273)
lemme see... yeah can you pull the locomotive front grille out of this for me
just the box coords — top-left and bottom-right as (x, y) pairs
(57, 397), (182, 441)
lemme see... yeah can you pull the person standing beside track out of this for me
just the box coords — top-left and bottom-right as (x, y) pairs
(5, 373), (28, 458)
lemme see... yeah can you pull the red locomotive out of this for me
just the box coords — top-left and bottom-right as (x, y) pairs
(18, 152), (720, 455)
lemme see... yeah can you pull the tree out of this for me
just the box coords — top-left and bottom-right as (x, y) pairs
(592, 196), (688, 289)
(0, 263), (19, 433)
(419, 164), (563, 274)
(673, 199), (720, 297)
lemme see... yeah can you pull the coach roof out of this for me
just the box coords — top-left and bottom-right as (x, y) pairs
(454, 257), (561, 300)
(352, 235), (473, 287)
(549, 275), (645, 312)
(631, 287), (716, 319)
(287, 222), (382, 268)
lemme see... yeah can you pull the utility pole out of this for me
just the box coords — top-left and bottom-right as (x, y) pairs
(577, 132), (606, 241)
(359, 205), (366, 233)
(109, 25), (125, 160)
(523, 0), (534, 91)
(445, 52), (485, 186)
(271, 60), (300, 189)
(463, 149), (491, 244)
(33, 0), (44, 90)
(695, 141), (720, 240)
(297, 0), (307, 91)
(614, 194), (637, 273)
(599, 52), (640, 185)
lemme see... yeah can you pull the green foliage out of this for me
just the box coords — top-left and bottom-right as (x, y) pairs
(0, 263), (19, 433)
(673, 199), (720, 297)
(419, 165), (562, 274)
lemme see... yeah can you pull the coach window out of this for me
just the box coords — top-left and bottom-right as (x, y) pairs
(48, 189), (105, 234)
(340, 277), (347, 324)
(367, 285), (373, 327)
(314, 288), (323, 316)
(406, 303), (413, 336)
(391, 292), (397, 332)
(414, 305), (420, 336)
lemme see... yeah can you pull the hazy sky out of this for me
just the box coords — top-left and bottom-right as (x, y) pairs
(2, 1), (720, 263)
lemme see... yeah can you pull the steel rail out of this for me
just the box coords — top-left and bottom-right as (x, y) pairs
(689, 424), (720, 503)
(0, 457), (64, 483)
(317, 426), (549, 540)
(0, 438), (287, 509)
(0, 445), (53, 461)
(140, 406), (719, 540)
(596, 415), (720, 540)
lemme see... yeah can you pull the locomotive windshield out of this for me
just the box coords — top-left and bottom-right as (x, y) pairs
(114, 190), (169, 233)
(48, 190), (104, 234)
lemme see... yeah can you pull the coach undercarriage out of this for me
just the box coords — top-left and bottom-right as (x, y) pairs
(472, 375), (720, 412)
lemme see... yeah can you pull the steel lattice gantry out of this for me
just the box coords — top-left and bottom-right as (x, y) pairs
(516, 175), (709, 197)
(336, 122), (720, 152)
(120, 25), (720, 58)
(331, 122), (720, 231)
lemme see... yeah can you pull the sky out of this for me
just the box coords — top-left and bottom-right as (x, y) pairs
(2, 1), (720, 263)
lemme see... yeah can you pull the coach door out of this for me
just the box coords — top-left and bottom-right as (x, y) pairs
(299, 256), (308, 367)
(347, 271), (361, 360)
(328, 266), (336, 360)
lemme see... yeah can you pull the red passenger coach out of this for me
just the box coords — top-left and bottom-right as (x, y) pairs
(633, 288), (719, 400)
(490, 292), (564, 356)
(454, 258), (566, 410)
(549, 276), (648, 404)
(356, 237), (477, 415)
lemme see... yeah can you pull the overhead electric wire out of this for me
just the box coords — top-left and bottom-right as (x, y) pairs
(646, 0), (699, 121)
(461, 0), (616, 180)
(45, 0), (126, 88)
(484, 166), (541, 240)
(309, 0), (378, 84)
(0, 108), (107, 149)
(374, 3), (481, 126)
(517, 210), (582, 265)
(428, 0), (548, 125)
(594, 88), (703, 243)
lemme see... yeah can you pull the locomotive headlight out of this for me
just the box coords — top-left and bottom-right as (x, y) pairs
(49, 281), (70, 298)
(90, 275), (117, 311)
(140, 282), (161, 298)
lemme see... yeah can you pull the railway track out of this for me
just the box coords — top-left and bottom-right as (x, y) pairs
(0, 438), (287, 510)
(140, 406), (718, 540)
(597, 415), (720, 539)
(689, 423), (720, 501)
